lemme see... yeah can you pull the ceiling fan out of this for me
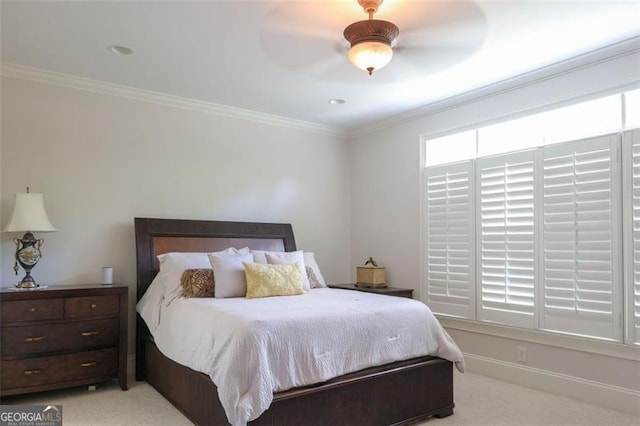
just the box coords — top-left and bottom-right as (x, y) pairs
(343, 0), (399, 75)
(260, 0), (486, 80)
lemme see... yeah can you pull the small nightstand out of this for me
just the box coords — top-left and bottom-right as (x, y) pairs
(329, 283), (413, 299)
(0, 284), (128, 397)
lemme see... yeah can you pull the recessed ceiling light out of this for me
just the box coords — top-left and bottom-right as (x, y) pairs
(109, 45), (134, 55)
(329, 98), (346, 105)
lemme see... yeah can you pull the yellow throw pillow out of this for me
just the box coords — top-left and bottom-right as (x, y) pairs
(243, 262), (305, 299)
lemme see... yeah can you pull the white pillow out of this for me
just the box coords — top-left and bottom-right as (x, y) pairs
(303, 252), (327, 288)
(250, 250), (268, 264)
(157, 252), (212, 305)
(265, 251), (310, 291)
(208, 250), (254, 298)
(136, 274), (165, 332)
(157, 248), (250, 304)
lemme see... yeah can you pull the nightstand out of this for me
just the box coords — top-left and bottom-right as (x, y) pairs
(0, 284), (128, 397)
(329, 283), (413, 299)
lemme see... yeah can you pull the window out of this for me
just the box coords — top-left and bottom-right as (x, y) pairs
(625, 88), (640, 130)
(476, 151), (536, 329)
(478, 95), (621, 157)
(424, 162), (475, 318)
(425, 131), (476, 167)
(540, 135), (620, 341)
(422, 89), (639, 345)
(425, 90), (634, 164)
(623, 129), (640, 344)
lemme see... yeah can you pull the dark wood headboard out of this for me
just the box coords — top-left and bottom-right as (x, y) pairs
(134, 218), (297, 301)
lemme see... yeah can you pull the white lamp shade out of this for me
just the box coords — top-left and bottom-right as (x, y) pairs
(2, 193), (56, 233)
(348, 41), (393, 73)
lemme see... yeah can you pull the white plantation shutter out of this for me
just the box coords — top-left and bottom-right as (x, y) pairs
(541, 134), (621, 341)
(476, 151), (536, 329)
(424, 161), (475, 319)
(623, 129), (640, 345)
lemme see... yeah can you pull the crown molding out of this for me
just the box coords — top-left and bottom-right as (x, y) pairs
(0, 63), (345, 138)
(349, 36), (640, 138)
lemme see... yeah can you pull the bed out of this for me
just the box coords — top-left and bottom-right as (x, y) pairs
(135, 217), (460, 425)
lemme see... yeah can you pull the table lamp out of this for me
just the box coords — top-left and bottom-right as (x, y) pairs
(2, 188), (56, 288)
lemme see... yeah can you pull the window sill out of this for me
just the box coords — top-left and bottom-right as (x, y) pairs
(438, 316), (640, 362)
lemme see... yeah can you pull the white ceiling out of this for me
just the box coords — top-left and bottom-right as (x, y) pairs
(1, 1), (639, 131)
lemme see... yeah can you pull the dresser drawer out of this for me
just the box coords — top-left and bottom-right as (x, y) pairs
(65, 348), (118, 381)
(64, 295), (119, 319)
(1, 348), (117, 391)
(1, 299), (64, 323)
(2, 319), (119, 357)
(1, 353), (62, 389)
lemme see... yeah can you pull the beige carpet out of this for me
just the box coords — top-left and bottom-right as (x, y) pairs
(2, 371), (638, 425)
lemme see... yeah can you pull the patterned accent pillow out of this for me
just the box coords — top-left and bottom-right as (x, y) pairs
(180, 268), (214, 298)
(306, 266), (323, 289)
(243, 262), (305, 298)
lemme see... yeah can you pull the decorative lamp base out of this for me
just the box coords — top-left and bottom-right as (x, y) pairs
(15, 274), (39, 289)
(13, 231), (44, 289)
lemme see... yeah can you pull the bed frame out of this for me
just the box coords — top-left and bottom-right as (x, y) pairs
(135, 217), (454, 425)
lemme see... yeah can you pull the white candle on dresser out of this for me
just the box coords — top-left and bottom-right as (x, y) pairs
(102, 267), (113, 285)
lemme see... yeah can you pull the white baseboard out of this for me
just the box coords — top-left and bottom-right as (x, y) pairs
(464, 353), (640, 416)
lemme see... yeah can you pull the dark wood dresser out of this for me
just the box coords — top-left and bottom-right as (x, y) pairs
(328, 283), (414, 298)
(0, 284), (128, 397)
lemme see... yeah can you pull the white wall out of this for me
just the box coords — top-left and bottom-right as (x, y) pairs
(348, 41), (640, 414)
(0, 74), (352, 354)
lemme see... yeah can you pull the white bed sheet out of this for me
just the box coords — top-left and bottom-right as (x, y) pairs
(140, 288), (464, 426)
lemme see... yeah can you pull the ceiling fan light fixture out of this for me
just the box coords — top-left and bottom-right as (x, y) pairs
(348, 40), (393, 75)
(343, 1), (399, 75)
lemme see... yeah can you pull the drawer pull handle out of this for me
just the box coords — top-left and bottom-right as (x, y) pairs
(81, 331), (100, 337)
(81, 362), (97, 368)
(24, 336), (45, 343)
(24, 369), (41, 375)
(29, 307), (37, 312)
(90, 303), (97, 309)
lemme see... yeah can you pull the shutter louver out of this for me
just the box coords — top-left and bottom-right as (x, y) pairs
(624, 129), (640, 345)
(477, 151), (536, 329)
(424, 162), (474, 319)
(542, 135), (620, 340)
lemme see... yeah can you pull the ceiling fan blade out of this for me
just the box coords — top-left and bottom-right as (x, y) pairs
(260, 2), (359, 71)
(261, 30), (345, 71)
(395, 1), (487, 36)
(387, 0), (488, 70)
(391, 45), (477, 74)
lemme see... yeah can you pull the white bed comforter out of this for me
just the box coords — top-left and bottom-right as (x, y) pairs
(145, 288), (464, 426)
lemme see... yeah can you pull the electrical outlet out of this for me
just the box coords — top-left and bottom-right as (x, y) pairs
(517, 345), (527, 363)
